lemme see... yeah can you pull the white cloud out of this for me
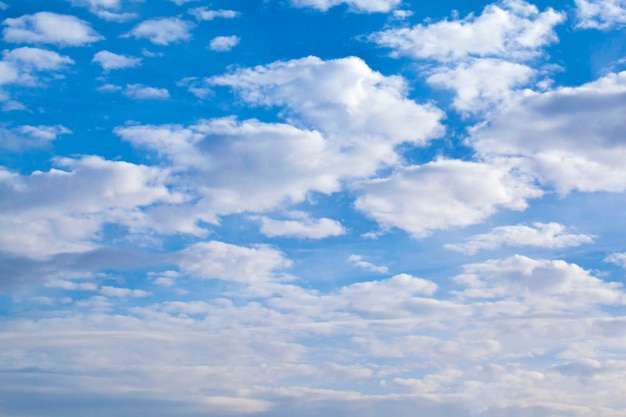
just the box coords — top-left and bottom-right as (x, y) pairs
(0, 124), (71, 150)
(426, 58), (536, 113)
(470, 70), (626, 194)
(445, 222), (595, 254)
(176, 241), (292, 283)
(257, 213), (346, 239)
(100, 286), (152, 298)
(289, 0), (401, 13)
(170, 0), (197, 4)
(348, 254), (389, 274)
(92, 50), (142, 71)
(2, 12), (103, 46)
(355, 159), (542, 237)
(455, 255), (625, 307)
(208, 35), (240, 52)
(189, 8), (239, 21)
(605, 252), (626, 268)
(46, 279), (98, 291)
(124, 84), (170, 99)
(3, 47), (74, 71)
(575, 0), (626, 29)
(0, 156), (181, 259)
(370, 0), (565, 62)
(126, 17), (194, 45)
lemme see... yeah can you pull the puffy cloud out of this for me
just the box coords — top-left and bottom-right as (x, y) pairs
(2, 12), (104, 46)
(455, 255), (626, 307)
(605, 252), (626, 268)
(124, 84), (170, 99)
(0, 156), (181, 259)
(445, 222), (595, 255)
(92, 50), (142, 71)
(347, 254), (389, 274)
(370, 0), (564, 62)
(0, 124), (71, 150)
(257, 213), (346, 239)
(575, 0), (626, 29)
(208, 35), (240, 52)
(68, 0), (138, 21)
(3, 47), (74, 71)
(189, 8), (239, 21)
(289, 0), (401, 12)
(176, 241), (292, 283)
(126, 17), (194, 45)
(100, 286), (152, 298)
(426, 58), (536, 113)
(354, 159), (542, 237)
(469, 71), (626, 194)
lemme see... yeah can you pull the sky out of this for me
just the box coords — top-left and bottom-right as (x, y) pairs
(1, 0), (626, 416)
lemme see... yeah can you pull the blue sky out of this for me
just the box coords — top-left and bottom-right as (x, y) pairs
(1, 0), (626, 415)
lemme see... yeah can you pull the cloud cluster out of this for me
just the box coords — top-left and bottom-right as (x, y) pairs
(2, 12), (104, 46)
(575, 0), (626, 29)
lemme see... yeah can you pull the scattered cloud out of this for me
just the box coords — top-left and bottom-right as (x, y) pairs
(2, 12), (104, 46)
(189, 8), (239, 21)
(605, 252), (626, 268)
(575, 0), (626, 29)
(124, 84), (170, 99)
(348, 254), (389, 273)
(257, 213), (346, 239)
(93, 50), (142, 71)
(289, 0), (401, 13)
(445, 222), (595, 254)
(0, 124), (71, 151)
(126, 17), (194, 45)
(100, 286), (152, 298)
(208, 35), (240, 52)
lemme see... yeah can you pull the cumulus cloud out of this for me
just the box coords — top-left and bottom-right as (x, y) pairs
(208, 35), (240, 52)
(289, 0), (401, 12)
(445, 222), (595, 254)
(3, 47), (74, 71)
(0, 124), (71, 150)
(92, 50), (142, 71)
(455, 255), (625, 307)
(370, 0), (564, 62)
(189, 8), (239, 21)
(2, 12), (104, 46)
(124, 84), (170, 99)
(176, 241), (292, 283)
(575, 0), (626, 29)
(469, 70), (626, 194)
(347, 254), (389, 274)
(257, 213), (346, 239)
(126, 17), (194, 45)
(0, 156), (181, 259)
(100, 286), (152, 298)
(605, 252), (626, 268)
(354, 159), (542, 237)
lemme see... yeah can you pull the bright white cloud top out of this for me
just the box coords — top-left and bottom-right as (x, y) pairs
(1, 0), (626, 417)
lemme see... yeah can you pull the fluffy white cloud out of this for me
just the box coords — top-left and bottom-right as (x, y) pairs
(445, 222), (595, 254)
(68, 0), (138, 21)
(575, 0), (626, 29)
(470, 71), (626, 194)
(257, 213), (346, 239)
(124, 84), (170, 99)
(0, 156), (181, 259)
(117, 56), (443, 232)
(289, 0), (401, 12)
(208, 56), (444, 149)
(347, 254), (389, 274)
(209, 35), (240, 52)
(370, 0), (564, 62)
(2, 12), (104, 46)
(355, 159), (542, 237)
(126, 17), (194, 45)
(92, 50), (142, 71)
(455, 255), (625, 307)
(0, 124), (71, 150)
(176, 241), (292, 283)
(189, 8), (239, 21)
(605, 252), (626, 268)
(100, 286), (152, 298)
(426, 58), (536, 113)
(46, 279), (98, 291)
(3, 47), (74, 71)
